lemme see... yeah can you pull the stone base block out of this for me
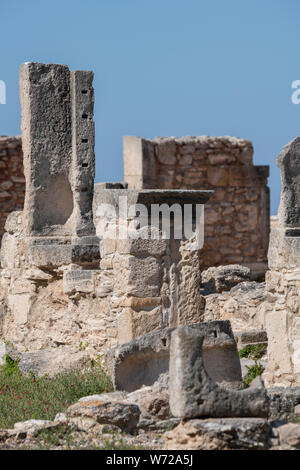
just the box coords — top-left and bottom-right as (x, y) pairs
(28, 241), (100, 268)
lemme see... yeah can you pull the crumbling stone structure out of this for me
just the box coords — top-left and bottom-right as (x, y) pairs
(0, 136), (25, 241)
(2, 62), (300, 451)
(123, 136), (270, 279)
(0, 63), (213, 358)
(263, 138), (300, 387)
(93, 185), (212, 343)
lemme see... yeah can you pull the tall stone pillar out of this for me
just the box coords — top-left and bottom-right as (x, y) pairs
(19, 62), (99, 268)
(264, 138), (300, 387)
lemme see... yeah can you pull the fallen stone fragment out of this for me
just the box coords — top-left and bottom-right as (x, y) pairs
(201, 264), (251, 294)
(10, 419), (62, 439)
(138, 418), (180, 432)
(127, 388), (170, 420)
(169, 326), (269, 419)
(8, 346), (91, 378)
(234, 329), (268, 349)
(164, 418), (272, 450)
(66, 394), (140, 433)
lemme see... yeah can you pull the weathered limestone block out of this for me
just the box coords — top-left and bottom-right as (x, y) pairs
(63, 270), (95, 294)
(106, 321), (243, 393)
(234, 329), (268, 350)
(8, 346), (91, 378)
(19, 62), (99, 267)
(7, 293), (34, 325)
(66, 394), (140, 433)
(164, 418), (272, 450)
(113, 254), (162, 298)
(169, 326), (269, 419)
(263, 138), (300, 386)
(203, 281), (266, 331)
(201, 264), (251, 294)
(0, 211), (24, 269)
(277, 137), (300, 228)
(117, 307), (163, 344)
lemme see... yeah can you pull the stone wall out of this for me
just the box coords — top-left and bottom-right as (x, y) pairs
(0, 136), (25, 241)
(262, 138), (300, 387)
(123, 136), (270, 279)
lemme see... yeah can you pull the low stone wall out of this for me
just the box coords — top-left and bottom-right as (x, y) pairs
(0, 136), (25, 241)
(123, 136), (270, 278)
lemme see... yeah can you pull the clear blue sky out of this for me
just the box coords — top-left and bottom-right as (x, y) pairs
(1, 0), (300, 214)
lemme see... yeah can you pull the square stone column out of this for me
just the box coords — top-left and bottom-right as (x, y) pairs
(19, 62), (99, 268)
(94, 186), (213, 343)
(264, 137), (300, 387)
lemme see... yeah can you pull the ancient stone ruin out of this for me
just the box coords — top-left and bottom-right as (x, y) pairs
(0, 62), (300, 450)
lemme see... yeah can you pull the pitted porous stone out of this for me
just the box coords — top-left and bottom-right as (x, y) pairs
(169, 325), (269, 419)
(106, 320), (243, 392)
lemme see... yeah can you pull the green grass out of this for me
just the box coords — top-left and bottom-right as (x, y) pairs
(0, 354), (113, 429)
(239, 343), (267, 361)
(243, 361), (265, 388)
